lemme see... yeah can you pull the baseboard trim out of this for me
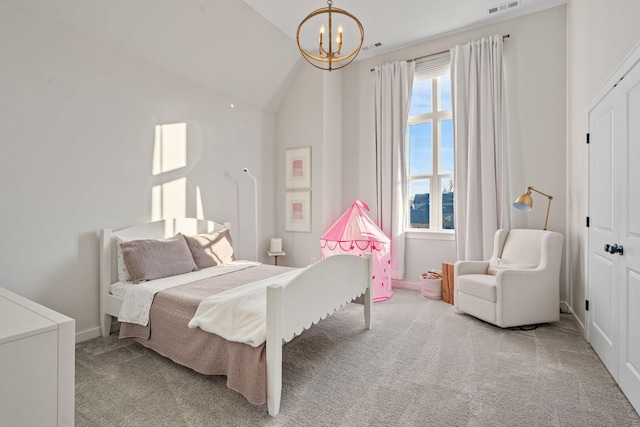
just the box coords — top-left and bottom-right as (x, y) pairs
(75, 322), (120, 343)
(75, 327), (102, 343)
(392, 280), (420, 291)
(560, 301), (586, 339)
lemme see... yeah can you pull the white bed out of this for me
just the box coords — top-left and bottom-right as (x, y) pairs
(99, 217), (372, 416)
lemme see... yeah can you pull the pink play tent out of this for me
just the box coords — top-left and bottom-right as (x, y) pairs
(320, 200), (392, 302)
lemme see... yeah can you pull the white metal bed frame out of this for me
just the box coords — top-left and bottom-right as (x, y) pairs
(99, 218), (372, 416)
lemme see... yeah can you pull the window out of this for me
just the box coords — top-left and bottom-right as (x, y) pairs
(406, 54), (453, 231)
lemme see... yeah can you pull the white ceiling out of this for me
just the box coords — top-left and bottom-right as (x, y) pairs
(243, 0), (566, 60)
(1, 0), (565, 111)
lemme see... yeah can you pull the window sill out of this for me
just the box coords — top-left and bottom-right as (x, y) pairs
(405, 230), (454, 241)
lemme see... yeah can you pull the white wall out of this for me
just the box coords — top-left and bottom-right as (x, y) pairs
(341, 6), (567, 288)
(566, 0), (640, 334)
(275, 64), (325, 267)
(0, 4), (278, 339)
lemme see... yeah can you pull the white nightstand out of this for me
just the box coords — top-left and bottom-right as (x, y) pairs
(267, 251), (286, 265)
(0, 287), (75, 426)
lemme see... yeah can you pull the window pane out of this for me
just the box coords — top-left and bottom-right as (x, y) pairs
(409, 179), (430, 229)
(440, 119), (454, 174)
(409, 79), (432, 115)
(441, 178), (454, 230)
(439, 74), (452, 111)
(408, 122), (432, 175)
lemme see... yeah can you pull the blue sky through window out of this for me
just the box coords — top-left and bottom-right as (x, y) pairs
(441, 119), (453, 174)
(440, 75), (452, 111)
(409, 122), (432, 175)
(409, 79), (432, 115)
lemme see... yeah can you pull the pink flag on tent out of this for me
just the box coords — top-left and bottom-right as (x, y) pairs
(320, 200), (392, 302)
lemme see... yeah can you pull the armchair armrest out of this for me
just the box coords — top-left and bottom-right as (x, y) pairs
(453, 260), (489, 309)
(495, 268), (560, 327)
(454, 260), (489, 276)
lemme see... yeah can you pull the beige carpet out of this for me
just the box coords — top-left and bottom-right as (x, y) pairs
(75, 288), (640, 426)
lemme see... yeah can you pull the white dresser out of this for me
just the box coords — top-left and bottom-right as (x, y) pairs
(0, 287), (75, 427)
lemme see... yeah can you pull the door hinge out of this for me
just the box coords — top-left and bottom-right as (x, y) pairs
(586, 216), (590, 227)
(586, 133), (590, 144)
(586, 300), (589, 311)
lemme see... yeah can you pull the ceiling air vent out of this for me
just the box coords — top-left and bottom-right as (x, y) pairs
(362, 42), (382, 52)
(488, 0), (520, 14)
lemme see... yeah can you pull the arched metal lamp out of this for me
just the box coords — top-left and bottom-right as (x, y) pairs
(296, 0), (364, 71)
(513, 186), (553, 230)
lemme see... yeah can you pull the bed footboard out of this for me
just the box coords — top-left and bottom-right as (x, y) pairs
(265, 254), (372, 416)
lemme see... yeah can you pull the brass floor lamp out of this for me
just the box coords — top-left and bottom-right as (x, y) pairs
(513, 186), (553, 230)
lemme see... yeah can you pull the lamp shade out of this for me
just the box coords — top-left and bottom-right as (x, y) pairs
(513, 190), (533, 211)
(512, 186), (554, 230)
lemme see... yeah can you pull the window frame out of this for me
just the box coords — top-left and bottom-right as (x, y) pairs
(405, 70), (453, 233)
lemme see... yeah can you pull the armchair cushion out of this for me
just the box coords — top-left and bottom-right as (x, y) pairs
(457, 274), (497, 302)
(487, 258), (536, 275)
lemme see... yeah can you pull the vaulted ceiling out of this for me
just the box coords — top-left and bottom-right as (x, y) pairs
(1, 0), (565, 111)
(244, 0), (565, 61)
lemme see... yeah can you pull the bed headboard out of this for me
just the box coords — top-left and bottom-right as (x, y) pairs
(100, 217), (230, 292)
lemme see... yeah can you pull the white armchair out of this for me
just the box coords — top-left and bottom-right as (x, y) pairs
(454, 229), (564, 328)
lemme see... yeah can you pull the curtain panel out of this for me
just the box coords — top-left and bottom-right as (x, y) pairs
(451, 34), (510, 261)
(373, 61), (415, 280)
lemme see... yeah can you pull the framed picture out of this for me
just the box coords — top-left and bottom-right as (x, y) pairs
(285, 190), (311, 232)
(285, 146), (311, 189)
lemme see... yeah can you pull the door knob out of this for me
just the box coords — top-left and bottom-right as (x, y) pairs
(604, 243), (624, 255)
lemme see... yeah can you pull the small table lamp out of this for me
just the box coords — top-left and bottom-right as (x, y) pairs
(513, 186), (553, 230)
(268, 238), (285, 265)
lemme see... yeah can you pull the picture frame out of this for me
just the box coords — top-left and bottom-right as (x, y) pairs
(285, 190), (311, 232)
(285, 146), (311, 189)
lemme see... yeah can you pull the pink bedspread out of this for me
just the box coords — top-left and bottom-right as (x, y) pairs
(119, 264), (295, 405)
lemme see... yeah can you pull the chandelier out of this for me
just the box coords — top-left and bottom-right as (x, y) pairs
(296, 0), (364, 71)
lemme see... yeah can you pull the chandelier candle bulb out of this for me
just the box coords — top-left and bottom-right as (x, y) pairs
(270, 238), (283, 254)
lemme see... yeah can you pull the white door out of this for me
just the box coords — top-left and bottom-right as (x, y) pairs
(588, 45), (640, 414)
(588, 85), (620, 379)
(617, 60), (640, 413)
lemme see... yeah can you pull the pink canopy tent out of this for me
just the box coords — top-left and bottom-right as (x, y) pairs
(320, 200), (392, 302)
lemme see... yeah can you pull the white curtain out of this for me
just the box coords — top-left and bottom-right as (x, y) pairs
(451, 35), (510, 261)
(374, 61), (415, 280)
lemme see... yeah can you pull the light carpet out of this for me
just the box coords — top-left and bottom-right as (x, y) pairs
(75, 288), (640, 426)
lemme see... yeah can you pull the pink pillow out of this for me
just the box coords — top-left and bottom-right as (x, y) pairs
(182, 229), (235, 269)
(121, 235), (197, 284)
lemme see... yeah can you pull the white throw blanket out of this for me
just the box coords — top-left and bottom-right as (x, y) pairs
(116, 261), (259, 326)
(188, 268), (305, 347)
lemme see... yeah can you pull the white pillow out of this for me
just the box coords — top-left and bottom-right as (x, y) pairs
(115, 236), (136, 282)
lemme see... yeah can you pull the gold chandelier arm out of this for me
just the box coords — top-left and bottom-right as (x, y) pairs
(296, 3), (364, 71)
